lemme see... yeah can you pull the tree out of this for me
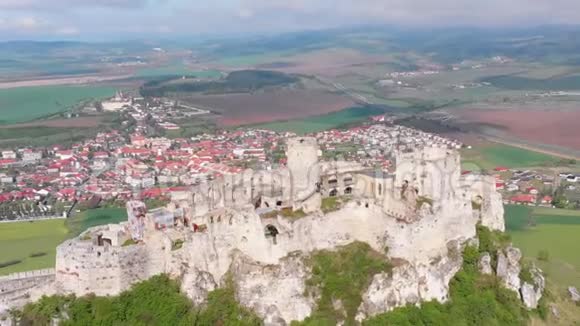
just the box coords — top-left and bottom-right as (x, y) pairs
(551, 195), (568, 209)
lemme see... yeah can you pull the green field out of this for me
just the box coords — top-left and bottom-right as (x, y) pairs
(0, 208), (128, 275)
(482, 74), (580, 91)
(0, 126), (84, 139)
(0, 126), (102, 148)
(66, 207), (128, 237)
(0, 85), (116, 124)
(0, 219), (69, 275)
(461, 143), (557, 169)
(505, 205), (580, 288)
(460, 161), (483, 172)
(254, 106), (386, 134)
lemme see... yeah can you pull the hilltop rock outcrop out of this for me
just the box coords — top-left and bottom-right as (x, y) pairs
(181, 268), (217, 305)
(520, 266), (545, 309)
(497, 246), (522, 292)
(356, 245), (463, 321)
(478, 252), (493, 275)
(495, 246), (546, 310)
(569, 286), (580, 302)
(230, 252), (314, 325)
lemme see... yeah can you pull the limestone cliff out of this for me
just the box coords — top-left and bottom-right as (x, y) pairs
(229, 252), (315, 325)
(356, 242), (463, 321)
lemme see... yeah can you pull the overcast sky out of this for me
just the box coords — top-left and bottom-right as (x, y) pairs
(0, 0), (579, 40)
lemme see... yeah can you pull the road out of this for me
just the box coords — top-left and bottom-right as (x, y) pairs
(315, 77), (374, 105)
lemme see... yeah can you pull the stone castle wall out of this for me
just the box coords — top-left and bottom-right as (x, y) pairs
(461, 174), (505, 231)
(286, 137), (320, 211)
(395, 148), (461, 201)
(0, 269), (55, 309)
(55, 230), (150, 296)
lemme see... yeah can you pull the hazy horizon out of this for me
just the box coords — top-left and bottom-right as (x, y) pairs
(1, 0), (580, 41)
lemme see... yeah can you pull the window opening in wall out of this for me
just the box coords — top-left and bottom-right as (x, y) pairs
(265, 224), (279, 244)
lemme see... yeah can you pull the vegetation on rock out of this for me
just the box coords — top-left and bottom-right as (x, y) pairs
(416, 196), (434, 210)
(15, 275), (261, 326)
(364, 226), (533, 326)
(122, 239), (137, 247)
(294, 242), (391, 326)
(280, 208), (307, 220)
(321, 197), (351, 214)
(171, 239), (185, 251)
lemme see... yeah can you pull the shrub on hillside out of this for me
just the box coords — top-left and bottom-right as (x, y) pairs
(0, 259), (22, 269)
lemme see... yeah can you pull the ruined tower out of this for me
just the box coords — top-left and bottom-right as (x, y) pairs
(286, 137), (321, 213)
(394, 147), (460, 202)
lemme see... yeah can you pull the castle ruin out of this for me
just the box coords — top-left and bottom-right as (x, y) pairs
(1, 137), (505, 324)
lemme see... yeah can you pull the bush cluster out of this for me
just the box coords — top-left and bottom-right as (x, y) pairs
(17, 275), (260, 326)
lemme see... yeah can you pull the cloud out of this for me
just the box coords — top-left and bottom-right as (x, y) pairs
(55, 26), (80, 35)
(239, 0), (580, 26)
(0, 0), (158, 10)
(0, 16), (44, 31)
(237, 9), (254, 19)
(13, 17), (41, 29)
(1, 0), (580, 39)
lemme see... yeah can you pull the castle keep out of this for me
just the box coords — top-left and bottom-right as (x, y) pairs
(2, 137), (505, 324)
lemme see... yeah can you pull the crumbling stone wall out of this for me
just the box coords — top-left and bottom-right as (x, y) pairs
(0, 269), (55, 311)
(461, 174), (505, 231)
(55, 226), (150, 296)
(395, 148), (461, 202)
(286, 137), (321, 211)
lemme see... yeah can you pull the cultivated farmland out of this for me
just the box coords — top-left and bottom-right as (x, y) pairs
(0, 85), (116, 124)
(455, 108), (580, 151)
(254, 106), (386, 134)
(461, 142), (557, 169)
(182, 89), (356, 126)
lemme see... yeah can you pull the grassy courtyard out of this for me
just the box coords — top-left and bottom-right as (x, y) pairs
(0, 219), (69, 275)
(0, 207), (128, 275)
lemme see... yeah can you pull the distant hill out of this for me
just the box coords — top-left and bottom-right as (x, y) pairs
(195, 25), (580, 65)
(139, 70), (299, 97)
